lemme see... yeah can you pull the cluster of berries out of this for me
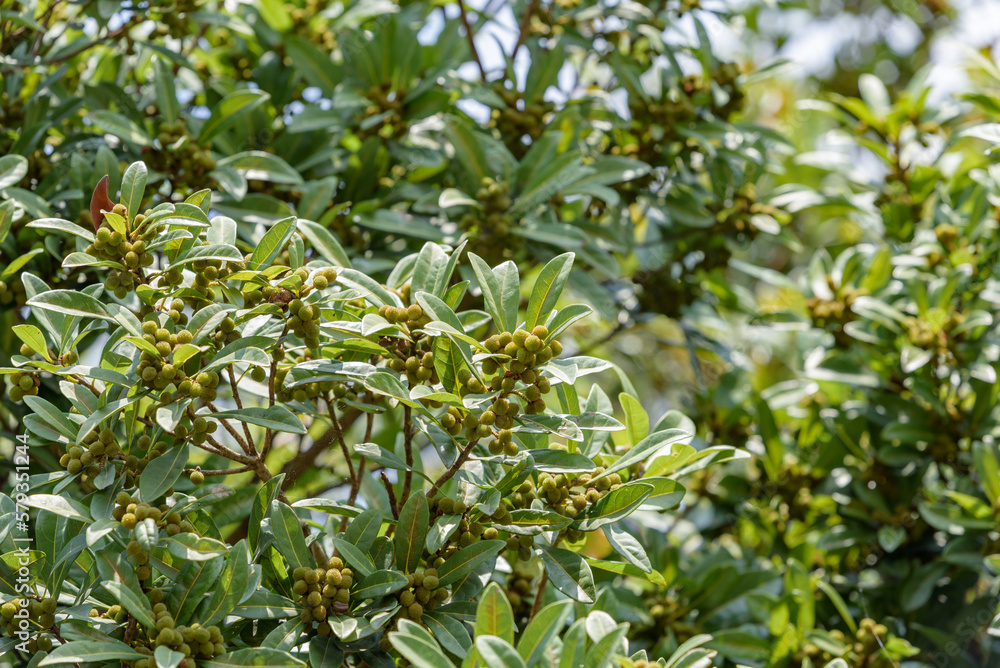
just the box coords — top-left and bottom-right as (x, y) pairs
(459, 177), (518, 262)
(293, 557), (353, 630)
(129, 595), (225, 668)
(396, 568), (446, 619)
(6, 370), (39, 402)
(1, 597), (56, 642)
(489, 87), (555, 156)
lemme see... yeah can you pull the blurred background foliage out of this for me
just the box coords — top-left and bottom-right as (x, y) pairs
(5, 0), (1000, 665)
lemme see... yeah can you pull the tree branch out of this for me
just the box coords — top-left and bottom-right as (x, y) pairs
(457, 0), (486, 81)
(227, 366), (257, 452)
(512, 0), (541, 61)
(279, 407), (363, 489)
(428, 438), (479, 495)
(399, 405), (414, 509)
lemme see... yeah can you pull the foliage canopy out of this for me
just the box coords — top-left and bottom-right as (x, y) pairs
(4, 0), (1000, 667)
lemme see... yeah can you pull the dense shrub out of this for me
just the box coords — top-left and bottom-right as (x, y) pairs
(6, 0), (1000, 667)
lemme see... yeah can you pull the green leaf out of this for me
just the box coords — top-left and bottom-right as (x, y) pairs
(271, 500), (312, 572)
(475, 581), (515, 644)
(423, 610), (472, 658)
(468, 254), (505, 331)
(153, 57), (179, 123)
(492, 509), (572, 536)
(354, 442), (413, 473)
(444, 116), (491, 184)
(0, 154), (27, 189)
(437, 539), (506, 588)
(135, 518), (159, 552)
(352, 569), (409, 600)
(232, 591), (299, 619)
(64, 252), (127, 270)
(619, 393), (648, 445)
(163, 533), (229, 561)
(395, 493), (429, 573)
(816, 580), (857, 635)
(900, 562), (948, 612)
(120, 161), (147, 220)
(974, 443), (1000, 505)
(330, 537), (376, 577)
(207, 406), (306, 433)
(337, 268), (400, 307)
(572, 483), (652, 531)
(308, 635), (344, 668)
(39, 640), (145, 665)
(198, 89), (271, 143)
(558, 619), (587, 668)
(218, 152), (302, 185)
(92, 110), (152, 146)
(363, 372), (432, 415)
(25, 217), (95, 242)
(433, 334), (469, 395)
(24, 495), (91, 522)
(412, 243), (449, 298)
(517, 599), (573, 668)
(247, 216), (298, 269)
(203, 541), (250, 626)
(1, 247), (43, 279)
(539, 546), (595, 603)
(139, 444), (188, 502)
(201, 648), (306, 668)
(390, 619), (455, 668)
(250, 474), (285, 554)
(22, 395), (75, 439)
(590, 428), (691, 482)
(584, 557), (666, 586)
(583, 622), (628, 668)
(525, 253), (573, 332)
(155, 647), (186, 668)
(476, 636), (526, 668)
(0, 200), (12, 245)
(168, 557), (225, 625)
(602, 524), (651, 573)
(343, 508), (382, 553)
(103, 580), (157, 630)
(27, 290), (113, 322)
(493, 261), (520, 334)
(286, 36), (339, 94)
(297, 219), (352, 267)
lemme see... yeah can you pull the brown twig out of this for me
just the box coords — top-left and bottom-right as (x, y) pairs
(201, 432), (256, 464)
(428, 438), (480, 496)
(399, 405), (414, 509)
(457, 0), (486, 81)
(227, 366), (257, 451)
(381, 471), (400, 523)
(330, 406), (357, 483)
(183, 465), (254, 476)
(512, 0), (541, 61)
(528, 570), (548, 621)
(1, 19), (135, 75)
(205, 401), (254, 455)
(340, 403), (373, 532)
(71, 374), (101, 397)
(279, 407), (363, 489)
